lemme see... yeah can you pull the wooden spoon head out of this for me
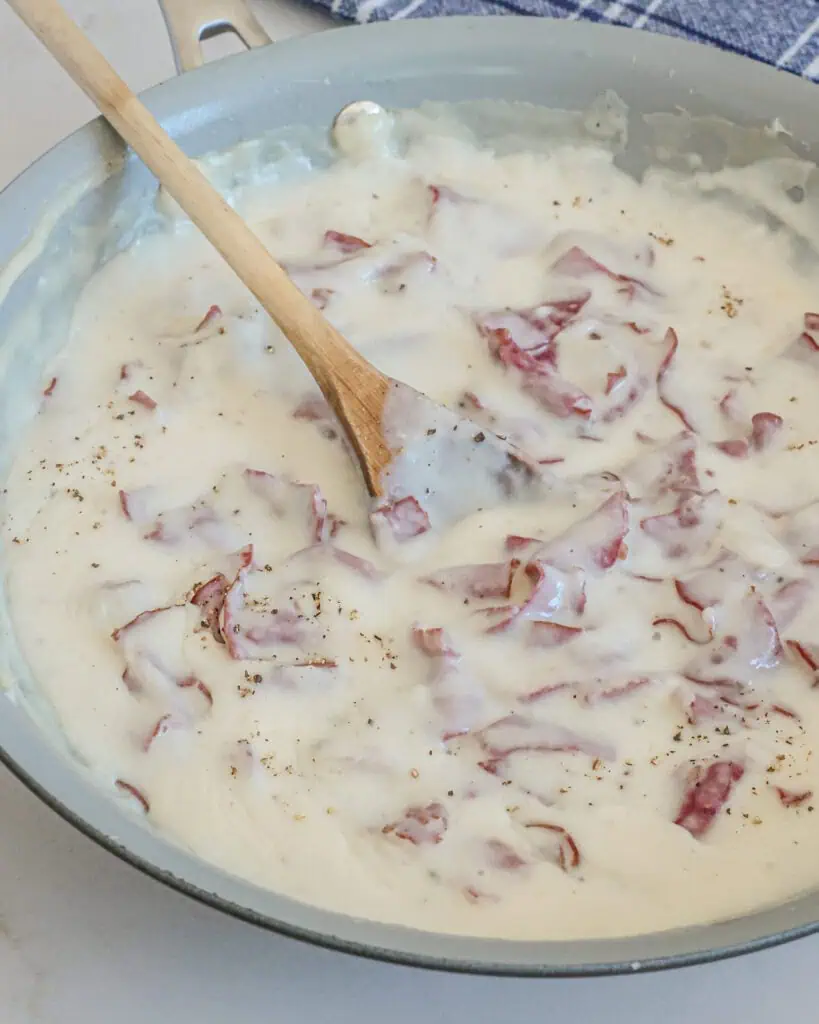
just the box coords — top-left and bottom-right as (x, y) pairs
(299, 284), (545, 521)
(351, 378), (547, 531)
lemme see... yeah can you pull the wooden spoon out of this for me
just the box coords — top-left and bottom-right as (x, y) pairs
(9, 0), (542, 529)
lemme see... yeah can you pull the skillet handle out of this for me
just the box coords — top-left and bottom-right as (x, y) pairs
(158, 0), (271, 73)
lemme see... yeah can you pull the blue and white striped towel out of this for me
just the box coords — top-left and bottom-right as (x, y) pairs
(317, 0), (819, 80)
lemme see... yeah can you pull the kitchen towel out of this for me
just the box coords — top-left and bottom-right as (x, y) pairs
(316, 0), (819, 80)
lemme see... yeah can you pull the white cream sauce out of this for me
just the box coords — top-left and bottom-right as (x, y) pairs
(5, 110), (819, 941)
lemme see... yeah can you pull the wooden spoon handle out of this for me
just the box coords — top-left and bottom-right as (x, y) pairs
(7, 0), (374, 398)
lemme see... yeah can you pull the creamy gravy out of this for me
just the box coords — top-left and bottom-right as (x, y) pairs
(6, 111), (819, 941)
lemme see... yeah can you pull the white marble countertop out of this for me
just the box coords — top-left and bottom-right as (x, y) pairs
(2, 1), (819, 1020)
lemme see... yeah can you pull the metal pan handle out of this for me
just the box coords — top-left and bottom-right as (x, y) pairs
(158, 0), (272, 74)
